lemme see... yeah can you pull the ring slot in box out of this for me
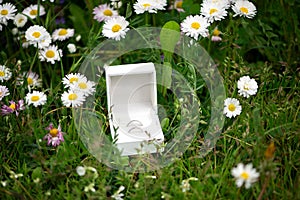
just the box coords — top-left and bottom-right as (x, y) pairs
(105, 63), (164, 156)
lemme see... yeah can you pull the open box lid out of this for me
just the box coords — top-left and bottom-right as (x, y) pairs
(105, 63), (164, 155)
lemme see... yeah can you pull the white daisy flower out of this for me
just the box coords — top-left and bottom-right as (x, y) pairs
(102, 16), (129, 41)
(181, 15), (210, 40)
(231, 163), (260, 189)
(0, 85), (10, 100)
(36, 32), (52, 49)
(200, 1), (228, 23)
(237, 76), (258, 98)
(133, 0), (159, 14)
(17, 71), (42, 88)
(93, 4), (119, 22)
(203, 0), (231, 9)
(153, 0), (167, 11)
(0, 65), (12, 82)
(232, 0), (256, 19)
(61, 90), (86, 107)
(39, 45), (63, 64)
(52, 28), (75, 41)
(70, 77), (96, 97)
(67, 43), (76, 53)
(25, 25), (50, 46)
(62, 73), (87, 88)
(14, 13), (27, 27)
(22, 4), (46, 19)
(0, 3), (17, 25)
(223, 98), (242, 118)
(25, 90), (47, 107)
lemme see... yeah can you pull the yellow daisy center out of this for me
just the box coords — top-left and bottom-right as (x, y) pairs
(1, 9), (8, 16)
(69, 77), (78, 83)
(31, 95), (40, 102)
(32, 31), (41, 38)
(213, 28), (221, 36)
(50, 128), (59, 137)
(18, 18), (24, 23)
(176, 1), (183, 9)
(103, 9), (113, 16)
(209, 8), (218, 15)
(191, 22), (200, 30)
(9, 103), (16, 110)
(228, 103), (236, 112)
(112, 24), (122, 33)
(240, 172), (249, 180)
(240, 7), (249, 14)
(58, 29), (68, 36)
(27, 77), (33, 85)
(0, 91), (2, 96)
(68, 93), (78, 100)
(0, 71), (5, 77)
(243, 84), (249, 90)
(143, 3), (151, 8)
(78, 82), (87, 89)
(45, 50), (55, 58)
(30, 9), (38, 16)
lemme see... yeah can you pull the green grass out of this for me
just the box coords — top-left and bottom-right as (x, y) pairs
(1, 0), (300, 199)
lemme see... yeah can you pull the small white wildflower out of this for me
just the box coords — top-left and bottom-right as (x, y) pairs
(223, 98), (242, 118)
(111, 185), (125, 200)
(14, 13), (27, 27)
(25, 90), (47, 107)
(76, 166), (86, 176)
(237, 76), (258, 98)
(231, 163), (260, 189)
(180, 177), (198, 193)
(11, 27), (18, 35)
(75, 35), (81, 41)
(232, 0), (257, 19)
(9, 171), (23, 179)
(33, 178), (40, 183)
(67, 43), (76, 53)
(181, 15), (210, 40)
(1, 181), (7, 187)
(84, 183), (96, 193)
(102, 16), (129, 41)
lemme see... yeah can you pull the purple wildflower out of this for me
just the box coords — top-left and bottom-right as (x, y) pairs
(43, 123), (65, 147)
(1, 100), (25, 116)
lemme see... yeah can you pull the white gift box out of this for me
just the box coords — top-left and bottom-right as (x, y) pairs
(105, 63), (164, 156)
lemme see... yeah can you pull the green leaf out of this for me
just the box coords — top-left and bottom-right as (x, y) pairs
(31, 167), (43, 180)
(159, 21), (180, 92)
(125, 3), (132, 19)
(160, 21), (181, 58)
(161, 118), (170, 131)
(162, 62), (173, 89)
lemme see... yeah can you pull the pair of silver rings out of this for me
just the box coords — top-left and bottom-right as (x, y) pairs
(126, 120), (143, 133)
